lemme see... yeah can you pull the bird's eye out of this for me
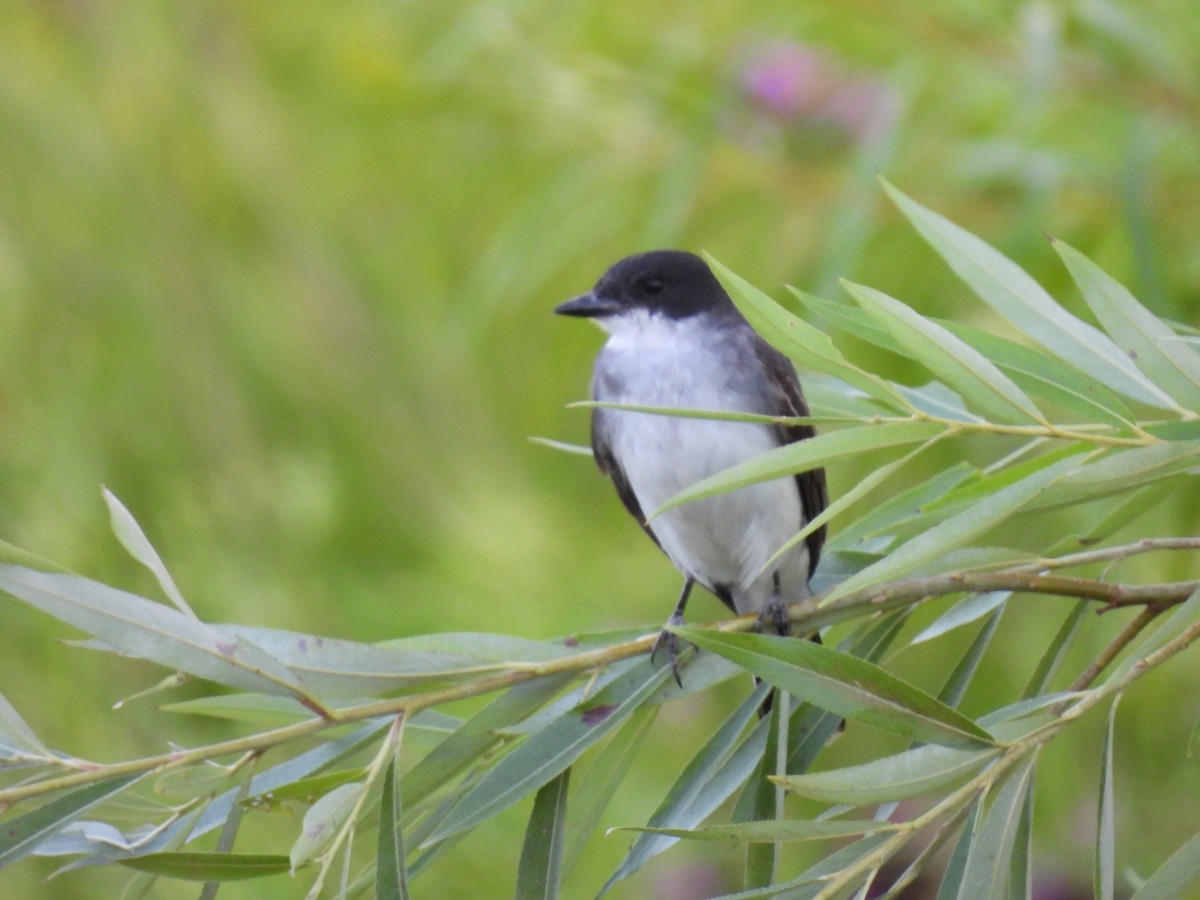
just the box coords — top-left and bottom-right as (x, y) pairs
(641, 277), (664, 295)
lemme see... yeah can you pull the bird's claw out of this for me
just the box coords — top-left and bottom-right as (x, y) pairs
(758, 595), (792, 637)
(650, 612), (687, 688)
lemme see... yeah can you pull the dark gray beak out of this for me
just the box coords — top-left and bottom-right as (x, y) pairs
(554, 291), (621, 318)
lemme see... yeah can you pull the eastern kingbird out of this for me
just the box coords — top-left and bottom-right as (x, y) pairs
(555, 250), (828, 671)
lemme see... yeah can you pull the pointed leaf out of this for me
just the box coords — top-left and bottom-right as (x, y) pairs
(0, 690), (49, 758)
(674, 629), (994, 749)
(402, 674), (572, 808)
(119, 852), (291, 882)
(957, 757), (1037, 898)
(1096, 697), (1120, 900)
(1023, 600), (1088, 699)
(517, 768), (570, 900)
(600, 683), (770, 893)
(102, 488), (195, 618)
(939, 607), (1005, 710)
(1132, 831), (1200, 900)
(289, 782), (362, 869)
(561, 704), (657, 876)
(707, 256), (910, 411)
(653, 422), (945, 517)
(775, 742), (998, 805)
(937, 320), (1136, 428)
(614, 818), (895, 843)
(842, 280), (1046, 424)
(937, 800), (982, 900)
(377, 756), (409, 900)
(0, 773), (142, 867)
(0, 567), (309, 699)
(827, 455), (1079, 600)
(1055, 240), (1200, 408)
(425, 662), (672, 844)
(882, 179), (1177, 409)
(914, 593), (1010, 645)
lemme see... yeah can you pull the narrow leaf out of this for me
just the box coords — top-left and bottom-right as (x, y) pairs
(653, 422), (945, 517)
(614, 818), (895, 843)
(0, 690), (49, 757)
(425, 662), (672, 844)
(289, 782), (362, 870)
(119, 852), (291, 882)
(1023, 600), (1088, 699)
(600, 683), (770, 894)
(561, 704), (657, 876)
(707, 256), (910, 411)
(102, 488), (195, 618)
(937, 800), (982, 900)
(882, 178), (1177, 409)
(402, 675), (571, 806)
(842, 280), (1046, 424)
(826, 455), (1079, 600)
(1132, 831), (1200, 900)
(914, 592), (1010, 645)
(0, 773), (142, 867)
(516, 768), (570, 900)
(675, 628), (994, 749)
(1096, 697), (1120, 900)
(376, 756), (408, 900)
(957, 757), (1037, 898)
(1055, 239), (1200, 408)
(0, 567), (309, 700)
(939, 607), (1005, 710)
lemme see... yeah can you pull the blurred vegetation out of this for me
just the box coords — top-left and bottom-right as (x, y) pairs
(0, 0), (1197, 897)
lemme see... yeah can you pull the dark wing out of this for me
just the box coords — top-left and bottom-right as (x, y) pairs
(752, 338), (828, 577)
(591, 408), (664, 553)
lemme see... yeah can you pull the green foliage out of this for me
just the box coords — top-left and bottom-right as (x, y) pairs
(1, 193), (1198, 898)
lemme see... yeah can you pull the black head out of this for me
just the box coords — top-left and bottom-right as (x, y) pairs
(554, 250), (735, 321)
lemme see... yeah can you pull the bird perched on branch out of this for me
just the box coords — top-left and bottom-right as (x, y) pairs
(555, 250), (827, 678)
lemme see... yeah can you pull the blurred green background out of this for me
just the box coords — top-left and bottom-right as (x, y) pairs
(2, 1), (1198, 897)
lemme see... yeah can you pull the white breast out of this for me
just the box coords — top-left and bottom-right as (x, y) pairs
(594, 312), (810, 613)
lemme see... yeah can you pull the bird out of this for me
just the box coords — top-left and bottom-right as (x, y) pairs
(555, 250), (828, 678)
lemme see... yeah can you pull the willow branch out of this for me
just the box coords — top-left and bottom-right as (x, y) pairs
(1, 566), (1196, 811)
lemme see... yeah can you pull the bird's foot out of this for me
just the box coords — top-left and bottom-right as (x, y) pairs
(757, 594), (792, 638)
(650, 612), (687, 688)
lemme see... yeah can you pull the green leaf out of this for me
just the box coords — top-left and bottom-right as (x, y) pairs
(377, 756), (409, 900)
(244, 768), (368, 812)
(956, 757), (1037, 898)
(614, 818), (895, 843)
(881, 178), (1177, 410)
(401, 674), (572, 808)
(425, 662), (672, 844)
(1023, 600), (1088, 699)
(939, 607), (1006, 710)
(842, 280), (1046, 425)
(707, 256), (910, 412)
(914, 592), (1010, 645)
(119, 852), (291, 882)
(652, 422), (945, 517)
(0, 690), (49, 759)
(937, 320), (1137, 428)
(827, 455), (1080, 600)
(830, 463), (977, 550)
(1055, 239), (1200, 409)
(0, 773), (142, 867)
(1010, 769), (1035, 900)
(1031, 441), (1200, 512)
(674, 628), (994, 749)
(0, 567), (309, 700)
(600, 683), (770, 894)
(775, 742), (998, 806)
(937, 800), (982, 900)
(1132, 830), (1200, 900)
(516, 768), (570, 900)
(561, 704), (657, 876)
(102, 487), (195, 618)
(289, 782), (362, 870)
(1096, 697), (1120, 900)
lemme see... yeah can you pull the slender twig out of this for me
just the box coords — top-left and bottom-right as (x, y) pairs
(1060, 606), (1163, 703)
(0, 568), (1195, 811)
(1011, 538), (1200, 573)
